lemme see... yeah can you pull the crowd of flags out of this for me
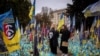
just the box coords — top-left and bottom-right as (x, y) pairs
(0, 0), (36, 53)
(0, 0), (100, 55)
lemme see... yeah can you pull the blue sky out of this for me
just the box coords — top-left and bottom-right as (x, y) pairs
(31, 0), (72, 14)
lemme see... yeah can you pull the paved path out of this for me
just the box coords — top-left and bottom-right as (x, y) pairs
(57, 47), (62, 56)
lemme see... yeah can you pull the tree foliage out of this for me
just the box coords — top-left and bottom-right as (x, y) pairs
(0, 0), (31, 28)
(35, 13), (51, 28)
(0, 0), (10, 14)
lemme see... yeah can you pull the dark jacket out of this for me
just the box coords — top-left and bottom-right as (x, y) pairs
(60, 29), (70, 53)
(49, 28), (59, 54)
(49, 29), (59, 47)
(60, 29), (70, 42)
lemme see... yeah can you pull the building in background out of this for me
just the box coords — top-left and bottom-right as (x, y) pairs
(50, 8), (67, 26)
(36, 7), (68, 27)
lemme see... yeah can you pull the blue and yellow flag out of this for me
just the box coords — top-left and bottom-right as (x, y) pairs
(0, 9), (21, 53)
(57, 13), (64, 31)
(29, 6), (34, 19)
(29, 0), (36, 19)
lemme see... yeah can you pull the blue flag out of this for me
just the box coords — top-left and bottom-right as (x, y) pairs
(0, 9), (13, 30)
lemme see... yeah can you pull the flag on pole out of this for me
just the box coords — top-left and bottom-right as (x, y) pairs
(29, 6), (34, 19)
(82, 4), (93, 18)
(28, 0), (36, 42)
(80, 23), (83, 33)
(92, 17), (97, 27)
(96, 17), (100, 41)
(37, 23), (40, 31)
(67, 15), (75, 32)
(57, 13), (64, 31)
(21, 25), (24, 35)
(0, 9), (21, 53)
(83, 0), (100, 17)
(79, 23), (84, 41)
(29, 0), (36, 29)
(66, 16), (71, 31)
(72, 15), (75, 30)
(96, 17), (100, 28)
(90, 17), (97, 33)
(90, 0), (100, 13)
(29, 0), (36, 19)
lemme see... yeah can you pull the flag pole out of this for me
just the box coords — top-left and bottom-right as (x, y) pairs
(28, 0), (36, 55)
(30, 0), (38, 55)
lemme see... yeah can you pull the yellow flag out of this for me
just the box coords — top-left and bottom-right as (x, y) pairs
(2, 29), (21, 52)
(57, 13), (64, 31)
(30, 23), (34, 28)
(96, 19), (100, 28)
(0, 9), (21, 53)
(2, 19), (21, 52)
(29, 6), (34, 19)
(57, 19), (64, 31)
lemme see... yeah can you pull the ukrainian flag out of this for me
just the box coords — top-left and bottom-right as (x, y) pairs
(0, 9), (21, 53)
(29, 0), (36, 19)
(57, 13), (64, 31)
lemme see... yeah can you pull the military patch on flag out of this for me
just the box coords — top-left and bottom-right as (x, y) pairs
(0, 9), (21, 53)
(3, 23), (16, 40)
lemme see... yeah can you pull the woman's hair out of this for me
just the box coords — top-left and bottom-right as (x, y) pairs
(51, 27), (55, 30)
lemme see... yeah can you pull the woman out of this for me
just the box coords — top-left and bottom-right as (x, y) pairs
(60, 25), (70, 56)
(49, 27), (59, 55)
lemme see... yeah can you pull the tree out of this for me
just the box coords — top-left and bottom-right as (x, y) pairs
(35, 13), (51, 28)
(35, 7), (52, 28)
(0, 0), (31, 28)
(67, 0), (99, 30)
(35, 13), (42, 26)
(0, 0), (10, 14)
(10, 0), (31, 28)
